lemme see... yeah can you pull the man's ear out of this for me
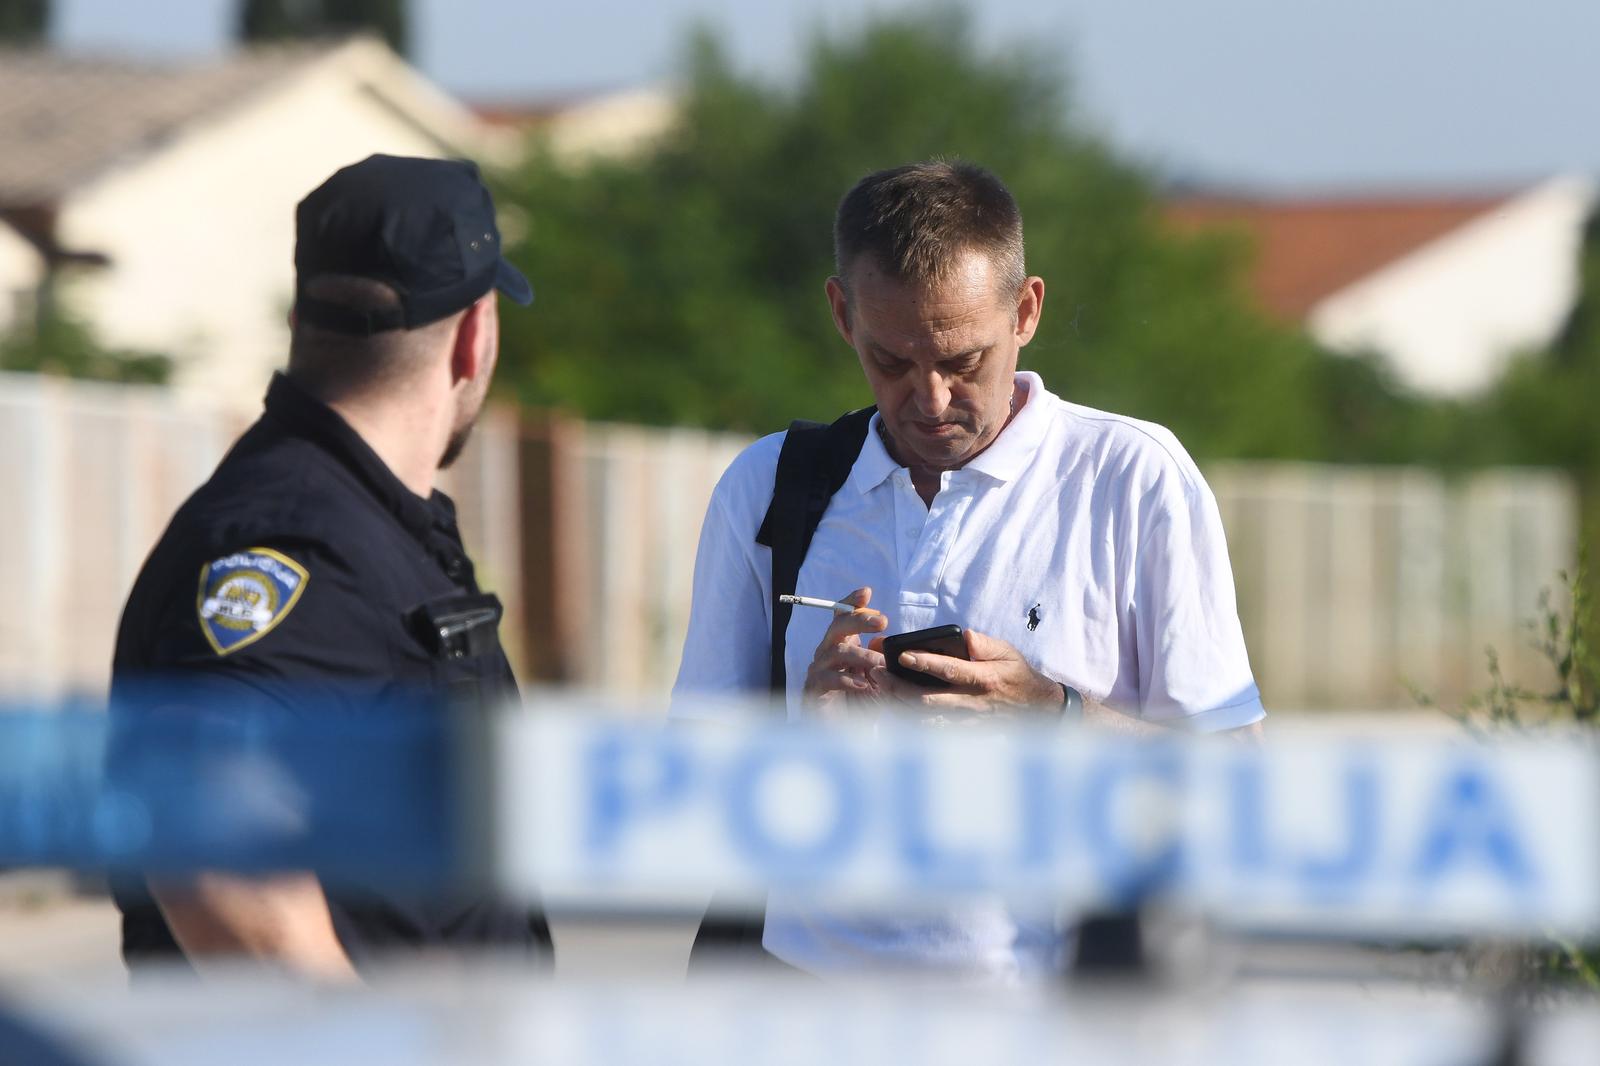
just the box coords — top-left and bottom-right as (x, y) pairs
(825, 276), (855, 346)
(449, 297), (489, 385)
(1014, 276), (1046, 348)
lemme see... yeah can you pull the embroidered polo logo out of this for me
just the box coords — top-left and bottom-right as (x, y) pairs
(1026, 603), (1043, 631)
(196, 547), (309, 656)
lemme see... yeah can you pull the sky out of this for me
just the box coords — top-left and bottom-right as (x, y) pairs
(50, 0), (1600, 192)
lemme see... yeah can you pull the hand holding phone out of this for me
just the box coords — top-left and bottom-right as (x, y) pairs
(881, 624), (970, 688)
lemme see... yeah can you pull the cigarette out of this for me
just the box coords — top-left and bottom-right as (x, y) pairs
(779, 594), (857, 614)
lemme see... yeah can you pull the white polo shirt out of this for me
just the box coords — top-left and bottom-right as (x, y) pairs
(671, 371), (1264, 977)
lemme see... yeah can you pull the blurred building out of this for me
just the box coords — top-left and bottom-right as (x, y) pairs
(0, 37), (512, 414)
(1168, 175), (1598, 396)
(472, 85), (677, 162)
(0, 218), (43, 335)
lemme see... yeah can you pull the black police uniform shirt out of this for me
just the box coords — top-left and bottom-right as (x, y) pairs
(110, 372), (551, 970)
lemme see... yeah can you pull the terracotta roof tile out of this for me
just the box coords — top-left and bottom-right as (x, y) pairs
(1165, 195), (1511, 319)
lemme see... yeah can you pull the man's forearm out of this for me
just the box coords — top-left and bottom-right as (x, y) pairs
(1077, 692), (1168, 735)
(1079, 692), (1264, 740)
(150, 871), (359, 981)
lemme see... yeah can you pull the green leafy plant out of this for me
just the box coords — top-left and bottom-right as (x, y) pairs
(1433, 567), (1600, 734)
(1428, 564), (1600, 989)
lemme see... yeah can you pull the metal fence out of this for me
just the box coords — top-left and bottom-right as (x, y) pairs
(0, 374), (1578, 711)
(0, 373), (522, 697)
(517, 416), (749, 695)
(1211, 463), (1576, 709)
(525, 421), (1578, 711)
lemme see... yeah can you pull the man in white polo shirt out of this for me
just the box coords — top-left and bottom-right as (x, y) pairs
(671, 160), (1264, 979)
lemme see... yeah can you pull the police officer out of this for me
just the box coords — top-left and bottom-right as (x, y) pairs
(110, 154), (551, 979)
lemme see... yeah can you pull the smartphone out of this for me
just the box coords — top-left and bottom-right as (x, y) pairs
(882, 624), (969, 688)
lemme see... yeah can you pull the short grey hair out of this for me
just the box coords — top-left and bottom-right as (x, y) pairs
(833, 160), (1026, 295)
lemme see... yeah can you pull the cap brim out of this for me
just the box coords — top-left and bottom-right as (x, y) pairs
(494, 258), (534, 305)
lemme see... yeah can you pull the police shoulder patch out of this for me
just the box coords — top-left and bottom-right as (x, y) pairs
(195, 547), (310, 656)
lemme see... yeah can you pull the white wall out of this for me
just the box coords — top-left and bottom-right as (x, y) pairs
(55, 55), (475, 414)
(1310, 175), (1596, 397)
(0, 222), (43, 335)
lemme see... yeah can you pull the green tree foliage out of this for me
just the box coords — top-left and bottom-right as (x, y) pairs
(0, 0), (48, 44)
(1497, 212), (1600, 466)
(238, 0), (407, 56)
(0, 308), (170, 384)
(1484, 210), (1600, 556)
(1307, 351), (1508, 468)
(496, 11), (1367, 459)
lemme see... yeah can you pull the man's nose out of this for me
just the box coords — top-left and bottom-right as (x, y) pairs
(912, 371), (949, 417)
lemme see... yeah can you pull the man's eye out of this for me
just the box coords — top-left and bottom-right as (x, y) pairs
(939, 351), (986, 375)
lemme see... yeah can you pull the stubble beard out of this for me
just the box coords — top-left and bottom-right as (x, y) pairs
(439, 421), (475, 470)
(439, 390), (483, 471)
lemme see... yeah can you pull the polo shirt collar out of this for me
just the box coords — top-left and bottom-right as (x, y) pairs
(846, 371), (1054, 493)
(848, 412), (901, 493)
(963, 371), (1054, 482)
(262, 372), (447, 540)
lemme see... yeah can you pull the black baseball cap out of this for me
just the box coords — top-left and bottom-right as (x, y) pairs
(294, 154), (533, 335)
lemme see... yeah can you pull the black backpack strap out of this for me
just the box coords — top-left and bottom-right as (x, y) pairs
(687, 404), (875, 974)
(755, 405), (876, 694)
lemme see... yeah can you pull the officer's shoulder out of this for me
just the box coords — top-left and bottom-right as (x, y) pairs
(177, 433), (369, 551)
(134, 449), (370, 662)
(153, 461), (358, 607)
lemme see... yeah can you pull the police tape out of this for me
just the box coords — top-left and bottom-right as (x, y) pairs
(1, 698), (1597, 938)
(503, 711), (1600, 938)
(19, 972), (1600, 1066)
(0, 697), (460, 889)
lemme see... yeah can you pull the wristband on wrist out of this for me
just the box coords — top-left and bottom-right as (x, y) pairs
(1058, 682), (1083, 722)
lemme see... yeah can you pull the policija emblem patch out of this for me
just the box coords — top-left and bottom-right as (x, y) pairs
(196, 548), (309, 655)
